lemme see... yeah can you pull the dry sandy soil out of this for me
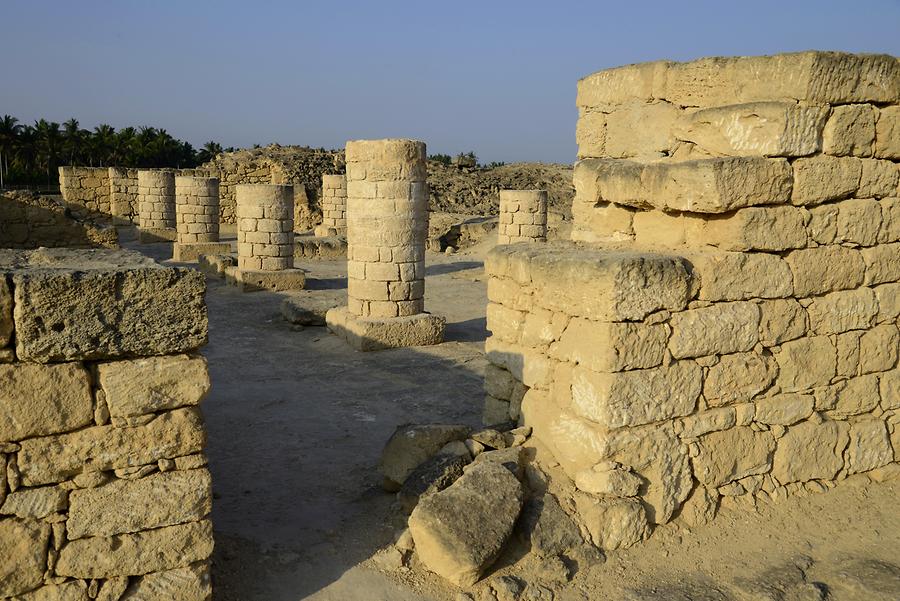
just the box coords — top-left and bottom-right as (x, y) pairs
(125, 233), (900, 601)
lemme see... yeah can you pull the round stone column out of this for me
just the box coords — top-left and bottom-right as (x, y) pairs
(497, 190), (548, 244)
(326, 139), (444, 351)
(137, 170), (176, 242)
(233, 184), (306, 291)
(172, 176), (231, 262)
(314, 174), (348, 237)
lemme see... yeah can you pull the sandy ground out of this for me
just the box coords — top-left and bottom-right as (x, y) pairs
(126, 234), (900, 601)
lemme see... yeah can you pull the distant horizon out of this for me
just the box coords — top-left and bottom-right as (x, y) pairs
(2, 1), (898, 164)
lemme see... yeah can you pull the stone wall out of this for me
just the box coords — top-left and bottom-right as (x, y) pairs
(58, 167), (112, 216)
(0, 191), (118, 249)
(484, 51), (900, 551)
(0, 248), (214, 599)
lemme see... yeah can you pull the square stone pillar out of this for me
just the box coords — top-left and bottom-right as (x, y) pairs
(137, 170), (177, 243)
(173, 176), (231, 262)
(326, 139), (445, 351)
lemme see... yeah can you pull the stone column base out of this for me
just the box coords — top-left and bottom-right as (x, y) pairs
(138, 228), (177, 243)
(172, 242), (232, 263)
(198, 254), (236, 277)
(226, 268), (307, 292)
(325, 307), (445, 351)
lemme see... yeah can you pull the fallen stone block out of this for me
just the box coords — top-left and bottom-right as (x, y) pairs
(379, 424), (471, 489)
(398, 452), (469, 513)
(409, 461), (524, 586)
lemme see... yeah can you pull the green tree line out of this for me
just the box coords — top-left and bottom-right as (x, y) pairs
(0, 115), (232, 188)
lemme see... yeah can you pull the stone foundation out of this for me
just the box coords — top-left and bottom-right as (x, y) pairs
(485, 51), (900, 552)
(0, 248), (213, 599)
(327, 139), (444, 350)
(497, 190), (548, 244)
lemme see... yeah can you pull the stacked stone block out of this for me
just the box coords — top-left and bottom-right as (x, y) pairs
(108, 167), (139, 222)
(173, 176), (231, 262)
(0, 248), (213, 600)
(58, 167), (112, 215)
(314, 174), (348, 237)
(137, 170), (177, 242)
(232, 184), (305, 291)
(497, 190), (548, 244)
(326, 139), (444, 351)
(484, 51), (900, 552)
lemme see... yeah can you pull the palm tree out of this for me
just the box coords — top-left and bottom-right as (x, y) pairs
(0, 115), (21, 187)
(62, 118), (82, 165)
(196, 140), (223, 164)
(34, 119), (63, 184)
(92, 124), (116, 167)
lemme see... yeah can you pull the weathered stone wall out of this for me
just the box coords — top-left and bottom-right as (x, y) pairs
(59, 166), (112, 215)
(485, 51), (900, 552)
(0, 191), (118, 249)
(0, 248), (213, 599)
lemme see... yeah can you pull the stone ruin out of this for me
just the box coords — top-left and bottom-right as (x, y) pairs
(497, 190), (548, 244)
(314, 174), (348, 237)
(173, 176), (231, 262)
(479, 50), (900, 554)
(0, 248), (213, 599)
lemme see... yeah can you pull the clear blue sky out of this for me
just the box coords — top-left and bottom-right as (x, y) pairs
(2, 1), (898, 163)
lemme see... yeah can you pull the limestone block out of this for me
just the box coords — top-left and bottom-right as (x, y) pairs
(829, 375), (880, 418)
(862, 243), (900, 285)
(836, 198), (882, 246)
(874, 106), (900, 159)
(808, 204), (838, 245)
(758, 299), (808, 346)
(574, 463), (643, 497)
(573, 157), (792, 213)
(881, 197), (900, 243)
(603, 422), (693, 524)
(689, 251), (793, 302)
(9, 250), (207, 362)
(0, 518), (51, 596)
(662, 52), (900, 107)
(631, 210), (698, 248)
(486, 244), (691, 321)
(604, 101), (681, 158)
(679, 407), (736, 438)
(0, 276), (11, 347)
(693, 427), (775, 487)
(67, 468), (212, 539)
(408, 462), (523, 586)
(570, 200), (635, 243)
(754, 393), (815, 426)
(790, 156), (861, 205)
(773, 420), (849, 483)
(577, 60), (669, 109)
(774, 336), (836, 393)
(846, 419), (893, 474)
(823, 104), (877, 157)
(571, 361), (701, 428)
(519, 308), (568, 348)
(17, 408), (207, 487)
(786, 246), (866, 296)
(575, 495), (650, 550)
(0, 362), (92, 441)
(806, 288), (878, 334)
(121, 563), (211, 601)
(97, 355), (210, 418)
(575, 110), (606, 159)
(704, 352), (776, 406)
(876, 282), (900, 323)
(669, 301), (759, 359)
(12, 580), (88, 601)
(0, 485), (67, 518)
(325, 308), (444, 352)
(836, 331), (862, 377)
(880, 369), (900, 410)
(702, 206), (808, 251)
(860, 325), (900, 374)
(674, 102), (827, 157)
(55, 519), (213, 579)
(379, 424), (470, 487)
(549, 318), (668, 372)
(858, 160), (899, 198)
